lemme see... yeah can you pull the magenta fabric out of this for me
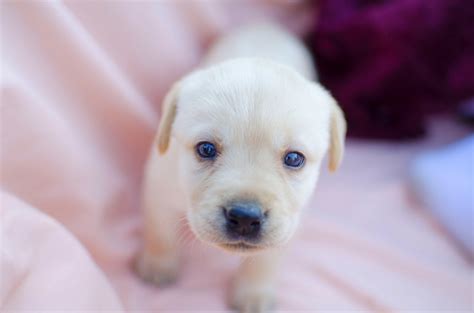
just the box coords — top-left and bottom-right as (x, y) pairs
(311, 0), (474, 139)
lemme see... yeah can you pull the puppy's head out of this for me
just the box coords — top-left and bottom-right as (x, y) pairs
(157, 59), (345, 254)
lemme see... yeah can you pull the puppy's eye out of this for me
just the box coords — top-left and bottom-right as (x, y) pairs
(284, 151), (305, 168)
(196, 141), (217, 160)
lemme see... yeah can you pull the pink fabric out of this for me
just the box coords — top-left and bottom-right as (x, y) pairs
(1, 1), (472, 311)
(0, 193), (123, 310)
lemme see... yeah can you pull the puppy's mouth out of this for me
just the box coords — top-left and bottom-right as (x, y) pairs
(218, 241), (264, 253)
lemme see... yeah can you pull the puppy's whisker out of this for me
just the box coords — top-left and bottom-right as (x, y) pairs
(177, 227), (193, 247)
(175, 221), (194, 248)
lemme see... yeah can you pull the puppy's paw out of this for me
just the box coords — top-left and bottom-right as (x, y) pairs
(134, 250), (179, 287)
(230, 281), (275, 313)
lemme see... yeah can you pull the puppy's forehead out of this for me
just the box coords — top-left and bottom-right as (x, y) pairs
(180, 59), (314, 112)
(174, 59), (331, 150)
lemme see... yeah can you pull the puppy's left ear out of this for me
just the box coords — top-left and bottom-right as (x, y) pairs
(328, 101), (347, 172)
(156, 81), (181, 154)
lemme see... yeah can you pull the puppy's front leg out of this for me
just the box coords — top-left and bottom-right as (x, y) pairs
(135, 208), (180, 286)
(231, 250), (281, 313)
(135, 150), (182, 286)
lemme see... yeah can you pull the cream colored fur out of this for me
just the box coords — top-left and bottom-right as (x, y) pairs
(136, 23), (346, 313)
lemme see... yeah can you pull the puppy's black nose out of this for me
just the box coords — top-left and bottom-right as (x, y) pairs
(225, 202), (263, 238)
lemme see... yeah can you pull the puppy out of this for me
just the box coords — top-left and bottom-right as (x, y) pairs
(136, 23), (346, 313)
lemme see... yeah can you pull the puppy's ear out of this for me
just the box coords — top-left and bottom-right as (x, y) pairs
(328, 101), (347, 172)
(156, 82), (180, 154)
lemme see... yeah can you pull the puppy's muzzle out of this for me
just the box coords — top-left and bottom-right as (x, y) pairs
(224, 201), (264, 240)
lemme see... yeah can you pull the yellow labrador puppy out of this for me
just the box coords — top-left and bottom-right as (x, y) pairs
(136, 23), (346, 313)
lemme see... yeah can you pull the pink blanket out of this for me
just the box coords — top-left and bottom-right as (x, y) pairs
(1, 2), (472, 311)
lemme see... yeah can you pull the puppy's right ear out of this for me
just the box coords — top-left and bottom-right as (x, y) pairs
(328, 101), (347, 172)
(156, 82), (180, 154)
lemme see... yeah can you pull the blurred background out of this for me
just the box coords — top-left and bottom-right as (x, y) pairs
(1, 0), (472, 311)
